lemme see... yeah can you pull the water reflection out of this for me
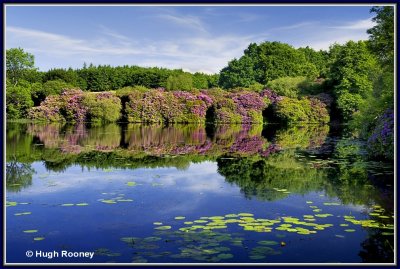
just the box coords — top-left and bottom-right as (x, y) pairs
(5, 123), (394, 263)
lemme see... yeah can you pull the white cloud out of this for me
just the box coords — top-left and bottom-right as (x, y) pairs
(331, 17), (376, 30)
(157, 14), (207, 33)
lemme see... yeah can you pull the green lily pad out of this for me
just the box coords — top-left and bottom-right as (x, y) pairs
(249, 255), (266, 260)
(34, 237), (45, 241)
(258, 240), (279, 246)
(153, 222), (163, 225)
(217, 253), (233, 259)
(101, 200), (117, 204)
(344, 229), (356, 232)
(76, 203), (89, 206)
(126, 182), (137, 187)
(238, 213), (253, 217)
(61, 203), (74, 206)
(154, 226), (172, 230)
(117, 199), (133, 202)
(174, 216), (185, 220)
(24, 230), (38, 233)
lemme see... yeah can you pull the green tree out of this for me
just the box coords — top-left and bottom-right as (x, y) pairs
(166, 73), (193, 91)
(367, 6), (394, 68)
(6, 48), (35, 85)
(328, 41), (378, 121)
(219, 55), (256, 89)
(6, 79), (34, 119)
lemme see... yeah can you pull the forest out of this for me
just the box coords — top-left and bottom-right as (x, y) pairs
(5, 6), (394, 160)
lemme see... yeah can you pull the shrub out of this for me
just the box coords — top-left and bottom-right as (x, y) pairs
(366, 109), (394, 160)
(83, 92), (122, 123)
(273, 96), (329, 124)
(336, 91), (363, 121)
(28, 95), (65, 122)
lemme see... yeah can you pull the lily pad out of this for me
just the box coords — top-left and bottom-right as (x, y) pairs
(23, 230), (38, 233)
(217, 253), (233, 259)
(258, 240), (279, 246)
(154, 226), (172, 230)
(76, 203), (89, 206)
(344, 229), (356, 232)
(126, 182), (137, 187)
(174, 216), (185, 220)
(34, 237), (45, 241)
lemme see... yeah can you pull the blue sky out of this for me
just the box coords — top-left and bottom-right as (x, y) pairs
(6, 5), (377, 74)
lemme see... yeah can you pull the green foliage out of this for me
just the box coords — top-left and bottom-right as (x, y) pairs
(337, 91), (363, 122)
(329, 41), (378, 98)
(166, 73), (193, 91)
(328, 41), (379, 121)
(32, 79), (74, 106)
(219, 42), (319, 89)
(6, 48), (35, 85)
(367, 6), (394, 68)
(298, 46), (329, 78)
(6, 80), (34, 119)
(43, 68), (86, 89)
(267, 76), (307, 98)
(273, 97), (329, 124)
(83, 92), (122, 123)
(219, 56), (256, 89)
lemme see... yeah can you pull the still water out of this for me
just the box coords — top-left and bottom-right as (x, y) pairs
(6, 123), (394, 264)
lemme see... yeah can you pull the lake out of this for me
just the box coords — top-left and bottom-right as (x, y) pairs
(5, 122), (394, 264)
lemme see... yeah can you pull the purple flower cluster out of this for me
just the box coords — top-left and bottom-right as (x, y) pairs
(28, 95), (64, 122)
(260, 88), (283, 103)
(232, 92), (265, 110)
(61, 89), (88, 122)
(367, 108), (394, 159)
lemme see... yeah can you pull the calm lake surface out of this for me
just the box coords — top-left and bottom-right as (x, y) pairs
(6, 123), (394, 264)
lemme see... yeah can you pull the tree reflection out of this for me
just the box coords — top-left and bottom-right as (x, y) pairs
(6, 157), (34, 192)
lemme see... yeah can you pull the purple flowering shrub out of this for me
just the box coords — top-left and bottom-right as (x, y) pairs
(60, 89), (88, 122)
(28, 95), (65, 122)
(367, 109), (394, 160)
(206, 89), (268, 123)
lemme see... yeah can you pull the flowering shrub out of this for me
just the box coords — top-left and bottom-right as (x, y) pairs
(28, 95), (65, 122)
(367, 109), (394, 160)
(29, 88), (330, 125)
(59, 89), (88, 122)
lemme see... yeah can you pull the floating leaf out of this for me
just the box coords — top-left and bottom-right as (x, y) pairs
(344, 229), (356, 232)
(225, 214), (238, 218)
(335, 235), (345, 238)
(217, 253), (233, 259)
(184, 221), (193, 225)
(249, 255), (266, 260)
(174, 216), (185, 220)
(76, 203), (89, 206)
(101, 200), (117, 204)
(61, 203), (74, 207)
(323, 202), (340, 206)
(306, 201), (313, 204)
(126, 182), (137, 187)
(117, 199), (133, 202)
(34, 237), (45, 241)
(24, 230), (38, 233)
(382, 232), (394, 236)
(154, 226), (171, 230)
(14, 212), (31, 216)
(238, 213), (253, 217)
(340, 224), (349, 227)
(258, 240), (279, 246)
